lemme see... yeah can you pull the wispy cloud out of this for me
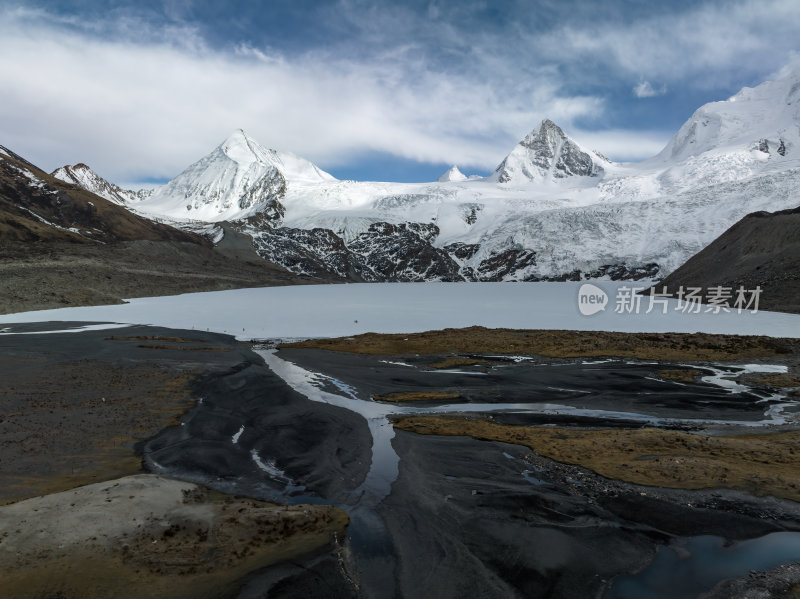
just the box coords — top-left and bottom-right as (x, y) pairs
(0, 6), (604, 180)
(0, 1), (796, 183)
(633, 80), (667, 99)
(536, 0), (800, 89)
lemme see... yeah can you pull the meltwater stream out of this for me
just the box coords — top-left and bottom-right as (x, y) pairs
(606, 532), (800, 599)
(255, 349), (800, 597)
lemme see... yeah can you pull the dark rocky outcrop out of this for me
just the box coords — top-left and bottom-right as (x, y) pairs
(654, 205), (800, 313)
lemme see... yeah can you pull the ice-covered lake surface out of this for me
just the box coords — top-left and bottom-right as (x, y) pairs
(1, 282), (799, 338)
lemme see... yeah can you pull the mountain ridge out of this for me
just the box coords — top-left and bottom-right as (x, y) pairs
(0, 145), (314, 313)
(42, 65), (800, 286)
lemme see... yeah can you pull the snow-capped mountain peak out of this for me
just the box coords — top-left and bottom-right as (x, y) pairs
(134, 129), (335, 222)
(437, 165), (468, 182)
(53, 65), (800, 285)
(491, 119), (604, 184)
(51, 163), (149, 204)
(655, 64), (800, 163)
(221, 128), (336, 182)
(220, 129), (265, 166)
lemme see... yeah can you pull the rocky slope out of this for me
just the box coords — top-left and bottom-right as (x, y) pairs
(655, 205), (800, 314)
(0, 145), (202, 244)
(0, 145), (313, 313)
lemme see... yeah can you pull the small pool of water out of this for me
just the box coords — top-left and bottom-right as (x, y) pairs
(606, 532), (800, 599)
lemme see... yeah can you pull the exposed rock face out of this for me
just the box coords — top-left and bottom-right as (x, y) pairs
(348, 222), (462, 282)
(585, 263), (662, 281)
(251, 222), (463, 282)
(493, 119), (603, 183)
(459, 203), (482, 225)
(245, 218), (665, 284)
(241, 197), (286, 228)
(234, 167), (286, 212)
(0, 145), (206, 245)
(474, 248), (538, 281)
(443, 242), (480, 261)
(251, 226), (368, 280)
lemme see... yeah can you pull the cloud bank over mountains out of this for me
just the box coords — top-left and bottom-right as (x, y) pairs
(1, 0), (798, 183)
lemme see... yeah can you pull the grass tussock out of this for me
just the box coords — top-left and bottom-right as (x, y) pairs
(752, 373), (800, 387)
(657, 369), (703, 383)
(427, 358), (487, 369)
(372, 391), (461, 403)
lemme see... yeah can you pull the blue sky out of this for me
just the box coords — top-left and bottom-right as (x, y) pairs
(1, 0), (798, 184)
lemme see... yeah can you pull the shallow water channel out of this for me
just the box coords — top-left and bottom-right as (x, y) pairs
(256, 348), (800, 597)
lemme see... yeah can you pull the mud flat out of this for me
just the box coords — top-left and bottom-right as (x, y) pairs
(0, 325), (352, 598)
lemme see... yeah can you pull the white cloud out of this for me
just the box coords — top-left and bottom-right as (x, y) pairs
(0, 7), (607, 182)
(0, 1), (797, 183)
(571, 129), (672, 162)
(632, 80), (667, 99)
(537, 0), (800, 88)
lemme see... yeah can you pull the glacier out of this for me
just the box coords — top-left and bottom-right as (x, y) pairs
(55, 65), (800, 283)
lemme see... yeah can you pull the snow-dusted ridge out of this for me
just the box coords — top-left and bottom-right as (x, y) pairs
(52, 163), (151, 205)
(58, 66), (800, 283)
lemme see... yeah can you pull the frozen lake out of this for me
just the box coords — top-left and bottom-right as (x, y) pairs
(1, 282), (799, 339)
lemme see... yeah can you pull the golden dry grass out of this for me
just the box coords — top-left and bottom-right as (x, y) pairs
(394, 416), (800, 502)
(427, 357), (487, 369)
(657, 369), (703, 383)
(282, 327), (798, 361)
(0, 367), (199, 504)
(1, 481), (348, 599)
(752, 373), (800, 387)
(372, 391), (461, 403)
